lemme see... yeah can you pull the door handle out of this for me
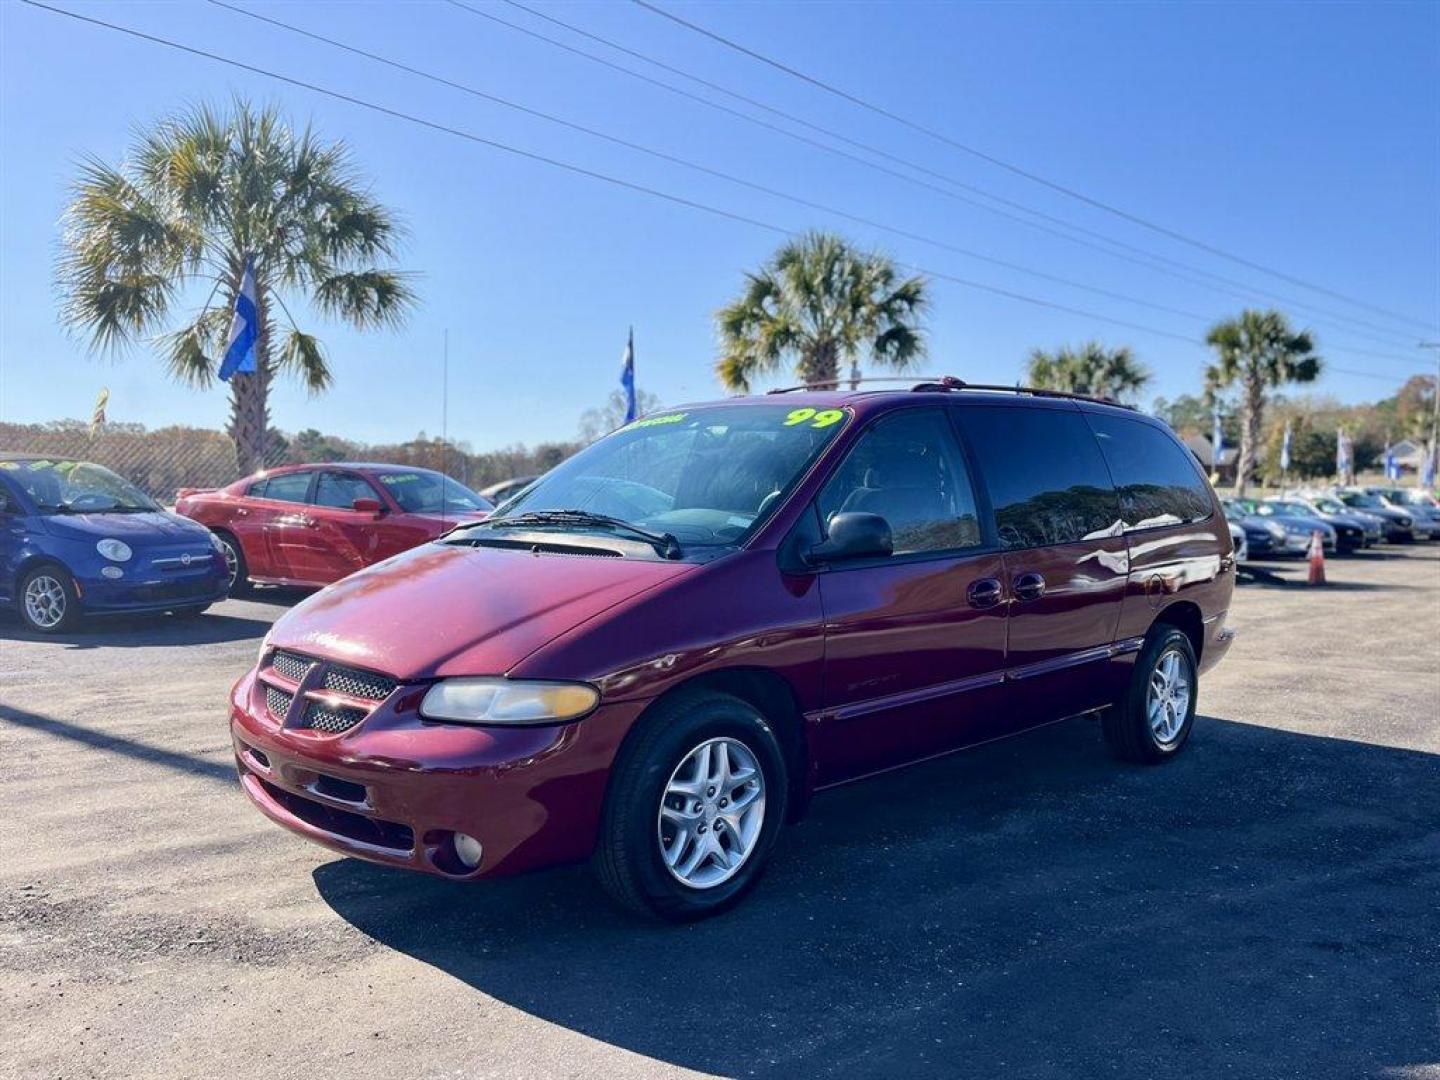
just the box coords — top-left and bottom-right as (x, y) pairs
(967, 577), (1003, 609)
(1013, 571), (1046, 602)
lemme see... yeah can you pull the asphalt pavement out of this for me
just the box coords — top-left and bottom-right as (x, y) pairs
(2, 547), (1438, 1079)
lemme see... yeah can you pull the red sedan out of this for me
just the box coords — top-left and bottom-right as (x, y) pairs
(176, 463), (492, 593)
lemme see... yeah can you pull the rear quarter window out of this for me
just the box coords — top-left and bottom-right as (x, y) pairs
(1084, 414), (1214, 531)
(957, 404), (1121, 549)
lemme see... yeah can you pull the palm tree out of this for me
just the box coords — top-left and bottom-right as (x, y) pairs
(715, 231), (927, 392)
(1025, 342), (1150, 403)
(57, 101), (416, 474)
(1204, 309), (1321, 496)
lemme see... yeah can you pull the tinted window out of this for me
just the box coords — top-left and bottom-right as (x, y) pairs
(1086, 415), (1214, 530)
(314, 472), (378, 509)
(959, 405), (1120, 549)
(816, 408), (982, 555)
(376, 472), (492, 514)
(257, 471), (312, 504)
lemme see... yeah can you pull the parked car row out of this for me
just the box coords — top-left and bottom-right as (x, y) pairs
(1218, 484), (1440, 566)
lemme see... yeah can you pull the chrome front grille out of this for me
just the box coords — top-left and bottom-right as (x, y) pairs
(321, 665), (397, 702)
(266, 685), (294, 723)
(261, 649), (395, 736)
(271, 650), (316, 682)
(297, 701), (367, 734)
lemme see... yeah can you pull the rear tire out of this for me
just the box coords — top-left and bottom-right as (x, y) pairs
(214, 531), (251, 597)
(19, 564), (81, 634)
(1103, 626), (1198, 764)
(593, 690), (788, 921)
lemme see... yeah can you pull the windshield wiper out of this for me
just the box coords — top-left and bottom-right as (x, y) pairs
(463, 509), (683, 559)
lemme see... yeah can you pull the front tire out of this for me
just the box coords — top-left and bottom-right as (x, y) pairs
(19, 565), (81, 634)
(1103, 626), (1198, 763)
(593, 690), (788, 920)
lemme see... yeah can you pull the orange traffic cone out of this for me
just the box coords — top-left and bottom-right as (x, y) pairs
(1308, 530), (1326, 585)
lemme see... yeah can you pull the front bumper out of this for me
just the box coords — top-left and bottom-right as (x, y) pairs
(78, 564), (229, 612)
(230, 668), (644, 880)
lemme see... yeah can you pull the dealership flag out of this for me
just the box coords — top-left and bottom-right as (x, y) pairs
(218, 256), (259, 381)
(1211, 405), (1225, 468)
(1280, 422), (1292, 473)
(619, 327), (637, 424)
(1336, 427), (1351, 480)
(1423, 446), (1437, 489)
(1384, 445), (1399, 480)
(89, 387), (109, 440)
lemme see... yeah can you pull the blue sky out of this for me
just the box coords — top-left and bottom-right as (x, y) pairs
(2, 0), (1436, 451)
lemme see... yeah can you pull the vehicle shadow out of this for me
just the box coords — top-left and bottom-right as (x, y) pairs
(313, 716), (1440, 1079)
(0, 609), (273, 647)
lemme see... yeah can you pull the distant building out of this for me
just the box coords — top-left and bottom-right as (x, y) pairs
(1183, 434), (1238, 484)
(1389, 439), (1425, 474)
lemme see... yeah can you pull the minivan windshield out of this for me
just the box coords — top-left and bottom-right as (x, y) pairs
(1, 458), (159, 514)
(483, 403), (849, 550)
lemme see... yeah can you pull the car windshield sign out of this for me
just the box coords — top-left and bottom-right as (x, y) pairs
(477, 403), (850, 550)
(2, 458), (158, 514)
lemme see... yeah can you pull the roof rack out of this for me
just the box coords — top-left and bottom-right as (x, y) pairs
(764, 375), (1134, 410)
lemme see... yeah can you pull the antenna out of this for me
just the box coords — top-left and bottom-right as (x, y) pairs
(441, 328), (449, 528)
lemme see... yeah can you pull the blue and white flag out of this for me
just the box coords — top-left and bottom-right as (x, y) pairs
(1211, 404), (1224, 468)
(619, 327), (636, 424)
(1279, 422), (1292, 473)
(1336, 427), (1351, 480)
(1384, 446), (1399, 481)
(1423, 445), (1437, 489)
(218, 256), (259, 381)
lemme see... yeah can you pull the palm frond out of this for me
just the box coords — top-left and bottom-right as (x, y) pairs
(278, 327), (331, 392)
(312, 270), (419, 330)
(155, 306), (230, 387)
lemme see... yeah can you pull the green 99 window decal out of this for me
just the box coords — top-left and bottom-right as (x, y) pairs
(783, 408), (845, 429)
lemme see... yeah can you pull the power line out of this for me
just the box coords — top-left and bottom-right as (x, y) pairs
(206, 0), (1221, 329)
(631, 0), (1438, 335)
(15, 0), (1419, 391)
(464, 0), (1423, 354)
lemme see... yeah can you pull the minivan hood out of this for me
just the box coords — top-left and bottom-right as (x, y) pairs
(266, 541), (695, 680)
(40, 509), (208, 545)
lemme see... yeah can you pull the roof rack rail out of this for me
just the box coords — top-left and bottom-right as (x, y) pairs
(765, 375), (1134, 410)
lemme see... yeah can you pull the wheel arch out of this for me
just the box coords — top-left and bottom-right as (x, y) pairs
(1152, 599), (1204, 662)
(626, 667), (812, 823)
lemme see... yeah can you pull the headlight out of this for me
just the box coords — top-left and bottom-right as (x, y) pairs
(419, 678), (599, 725)
(96, 538), (132, 562)
(1266, 522), (1286, 539)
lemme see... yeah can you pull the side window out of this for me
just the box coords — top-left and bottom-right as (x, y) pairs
(257, 471), (312, 504)
(959, 405), (1120, 550)
(247, 478), (268, 498)
(1086, 414), (1214, 530)
(314, 472), (378, 509)
(815, 408), (982, 555)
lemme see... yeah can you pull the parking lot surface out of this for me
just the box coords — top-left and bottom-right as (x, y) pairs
(2, 547), (1438, 1079)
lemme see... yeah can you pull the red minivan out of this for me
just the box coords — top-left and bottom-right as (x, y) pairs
(230, 383), (1235, 919)
(177, 463), (492, 592)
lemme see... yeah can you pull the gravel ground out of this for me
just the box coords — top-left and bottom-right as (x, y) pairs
(2, 546), (1438, 1080)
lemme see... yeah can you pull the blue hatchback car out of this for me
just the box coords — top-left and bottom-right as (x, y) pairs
(1, 454), (230, 633)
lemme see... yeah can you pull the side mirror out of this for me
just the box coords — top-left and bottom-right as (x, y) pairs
(352, 497), (384, 515)
(807, 512), (893, 564)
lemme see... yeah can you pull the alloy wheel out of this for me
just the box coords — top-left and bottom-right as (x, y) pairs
(24, 574), (67, 630)
(220, 538), (240, 589)
(657, 737), (767, 889)
(1146, 648), (1191, 746)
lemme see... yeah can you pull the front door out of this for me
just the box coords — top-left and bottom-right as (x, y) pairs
(290, 470), (388, 584)
(954, 401), (1130, 725)
(813, 407), (1011, 785)
(253, 469), (316, 582)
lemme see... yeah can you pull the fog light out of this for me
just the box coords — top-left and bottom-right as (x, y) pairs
(100, 566), (123, 580)
(453, 832), (483, 869)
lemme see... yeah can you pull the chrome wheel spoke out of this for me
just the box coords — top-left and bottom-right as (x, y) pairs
(657, 736), (767, 889)
(1145, 647), (1191, 746)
